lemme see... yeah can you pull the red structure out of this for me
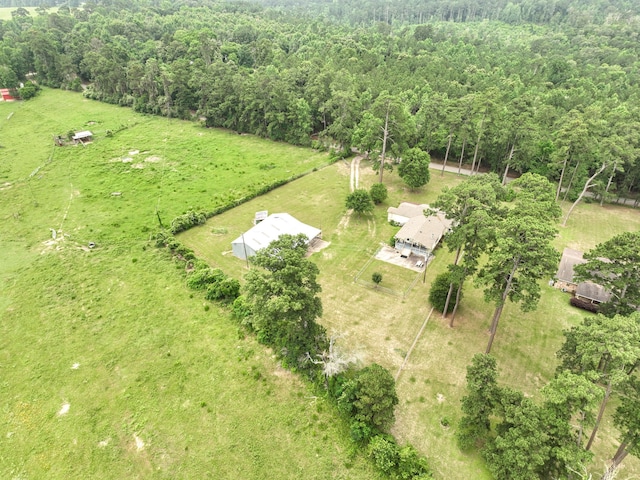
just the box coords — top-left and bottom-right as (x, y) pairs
(0, 89), (17, 102)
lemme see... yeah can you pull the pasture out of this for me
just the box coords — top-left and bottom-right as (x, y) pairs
(0, 90), (379, 479)
(0, 7), (38, 20)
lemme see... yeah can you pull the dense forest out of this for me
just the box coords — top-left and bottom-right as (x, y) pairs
(1, 0), (640, 202)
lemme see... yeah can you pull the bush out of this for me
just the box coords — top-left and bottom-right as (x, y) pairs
(170, 210), (207, 234)
(368, 435), (399, 474)
(570, 296), (599, 313)
(368, 435), (433, 479)
(346, 189), (374, 214)
(19, 83), (39, 100)
(372, 272), (383, 285)
(187, 267), (225, 290)
(350, 420), (374, 443)
(429, 271), (462, 314)
(232, 295), (252, 321)
(338, 363), (398, 432)
(206, 277), (241, 302)
(370, 183), (388, 204)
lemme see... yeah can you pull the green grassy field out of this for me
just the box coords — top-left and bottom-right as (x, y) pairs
(0, 7), (38, 19)
(0, 90), (380, 479)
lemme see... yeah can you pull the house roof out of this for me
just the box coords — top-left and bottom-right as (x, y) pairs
(576, 281), (612, 304)
(394, 211), (453, 250)
(556, 247), (586, 284)
(387, 202), (430, 221)
(232, 213), (321, 253)
(72, 131), (93, 140)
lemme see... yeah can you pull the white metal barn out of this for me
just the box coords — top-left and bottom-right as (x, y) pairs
(231, 213), (321, 260)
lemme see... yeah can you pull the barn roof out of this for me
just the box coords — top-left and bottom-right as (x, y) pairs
(556, 247), (586, 284)
(72, 131), (93, 140)
(232, 213), (321, 253)
(394, 211), (453, 250)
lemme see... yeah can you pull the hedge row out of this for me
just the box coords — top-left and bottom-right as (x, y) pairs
(154, 230), (240, 303)
(167, 164), (330, 234)
(570, 296), (600, 313)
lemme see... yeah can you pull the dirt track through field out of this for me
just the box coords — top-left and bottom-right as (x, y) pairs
(395, 307), (434, 381)
(349, 156), (362, 192)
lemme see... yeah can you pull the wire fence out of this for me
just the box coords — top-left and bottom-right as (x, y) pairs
(353, 245), (424, 298)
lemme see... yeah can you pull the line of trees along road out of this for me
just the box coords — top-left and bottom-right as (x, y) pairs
(2, 0), (640, 201)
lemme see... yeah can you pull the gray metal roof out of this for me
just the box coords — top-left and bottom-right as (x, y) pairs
(232, 213), (321, 253)
(72, 130), (93, 140)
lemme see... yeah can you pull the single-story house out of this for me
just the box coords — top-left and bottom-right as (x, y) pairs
(555, 247), (612, 303)
(231, 213), (321, 260)
(0, 88), (17, 102)
(575, 281), (612, 304)
(393, 210), (453, 259)
(555, 247), (585, 293)
(72, 131), (93, 143)
(387, 202), (430, 226)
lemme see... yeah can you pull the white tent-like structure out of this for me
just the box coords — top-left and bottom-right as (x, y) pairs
(231, 213), (321, 260)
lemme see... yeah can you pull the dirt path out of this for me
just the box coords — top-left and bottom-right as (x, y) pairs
(350, 156), (362, 192)
(395, 307), (434, 381)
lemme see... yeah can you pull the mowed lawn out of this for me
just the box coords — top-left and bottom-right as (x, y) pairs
(0, 90), (381, 479)
(181, 158), (640, 479)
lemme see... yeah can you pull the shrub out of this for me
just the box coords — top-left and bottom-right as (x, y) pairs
(187, 267), (225, 290)
(346, 189), (374, 214)
(338, 363), (398, 432)
(170, 210), (207, 234)
(19, 83), (39, 100)
(368, 435), (433, 479)
(370, 183), (388, 204)
(372, 272), (383, 285)
(429, 271), (462, 314)
(368, 435), (399, 474)
(206, 277), (241, 302)
(570, 296), (599, 313)
(232, 295), (252, 321)
(349, 420), (374, 443)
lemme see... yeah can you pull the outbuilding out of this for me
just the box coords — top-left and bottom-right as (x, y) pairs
(0, 88), (17, 102)
(231, 213), (321, 260)
(72, 131), (93, 144)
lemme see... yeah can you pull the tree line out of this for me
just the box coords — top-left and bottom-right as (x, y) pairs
(1, 0), (640, 202)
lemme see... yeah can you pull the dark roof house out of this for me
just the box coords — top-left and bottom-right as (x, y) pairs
(556, 248), (586, 284)
(556, 247), (612, 304)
